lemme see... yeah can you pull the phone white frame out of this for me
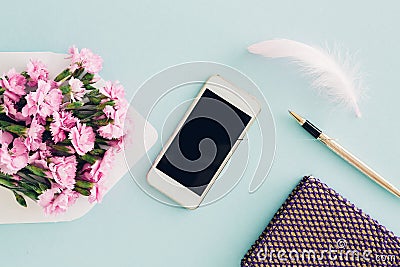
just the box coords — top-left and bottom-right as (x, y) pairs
(147, 75), (261, 209)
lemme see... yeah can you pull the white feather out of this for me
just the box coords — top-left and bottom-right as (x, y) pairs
(248, 39), (363, 117)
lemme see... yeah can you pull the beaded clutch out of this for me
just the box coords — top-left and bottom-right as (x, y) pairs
(241, 176), (400, 266)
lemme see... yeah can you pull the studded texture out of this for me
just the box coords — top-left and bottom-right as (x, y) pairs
(241, 176), (400, 266)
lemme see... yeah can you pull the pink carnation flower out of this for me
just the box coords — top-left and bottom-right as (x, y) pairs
(89, 179), (107, 203)
(110, 111), (134, 152)
(81, 161), (103, 183)
(92, 74), (101, 83)
(49, 156), (77, 189)
(98, 104), (127, 139)
(0, 131), (29, 174)
(1, 68), (26, 102)
(81, 149), (114, 203)
(12, 175), (21, 181)
(22, 80), (62, 122)
(37, 186), (60, 211)
(26, 59), (49, 87)
(69, 122), (95, 155)
(81, 148), (115, 183)
(3, 96), (30, 123)
(97, 81), (128, 139)
(108, 138), (125, 153)
(28, 143), (52, 170)
(68, 77), (85, 101)
(50, 111), (78, 143)
(98, 123), (124, 140)
(0, 131), (13, 146)
(25, 119), (45, 151)
(99, 80), (125, 101)
(38, 186), (79, 215)
(68, 46), (80, 66)
(68, 46), (103, 74)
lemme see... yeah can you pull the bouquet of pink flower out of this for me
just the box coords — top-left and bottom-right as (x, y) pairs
(0, 46), (128, 215)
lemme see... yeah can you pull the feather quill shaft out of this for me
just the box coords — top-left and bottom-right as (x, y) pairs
(248, 39), (363, 117)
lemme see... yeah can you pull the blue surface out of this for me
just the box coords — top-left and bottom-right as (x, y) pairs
(1, 1), (400, 266)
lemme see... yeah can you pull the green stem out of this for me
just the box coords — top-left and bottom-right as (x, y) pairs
(0, 120), (27, 136)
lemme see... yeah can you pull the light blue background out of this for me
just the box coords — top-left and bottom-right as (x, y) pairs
(1, 1), (400, 266)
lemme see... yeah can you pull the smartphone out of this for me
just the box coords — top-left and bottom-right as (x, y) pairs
(147, 75), (261, 209)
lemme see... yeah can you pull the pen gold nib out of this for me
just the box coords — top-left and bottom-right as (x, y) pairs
(288, 110), (306, 125)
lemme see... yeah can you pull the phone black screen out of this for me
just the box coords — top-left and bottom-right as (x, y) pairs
(156, 89), (251, 196)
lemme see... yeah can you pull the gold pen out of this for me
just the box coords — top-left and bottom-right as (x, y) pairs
(289, 110), (400, 198)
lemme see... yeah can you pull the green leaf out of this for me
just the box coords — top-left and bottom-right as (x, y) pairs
(96, 100), (115, 110)
(80, 154), (98, 164)
(59, 139), (72, 145)
(20, 181), (42, 194)
(80, 111), (104, 122)
(0, 121), (28, 136)
(75, 180), (94, 189)
(24, 165), (48, 178)
(84, 84), (97, 90)
(87, 118), (112, 127)
(13, 191), (27, 207)
(51, 144), (74, 154)
(64, 101), (84, 110)
(88, 96), (101, 105)
(38, 183), (49, 192)
(95, 137), (110, 145)
(89, 148), (105, 156)
(0, 172), (13, 180)
(20, 71), (29, 79)
(73, 112), (92, 119)
(81, 73), (95, 85)
(72, 68), (84, 78)
(54, 69), (72, 82)
(6, 125), (27, 136)
(0, 178), (16, 188)
(59, 85), (71, 94)
(74, 187), (91, 196)
(20, 190), (39, 201)
(87, 89), (100, 97)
